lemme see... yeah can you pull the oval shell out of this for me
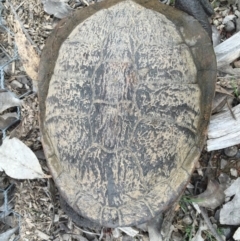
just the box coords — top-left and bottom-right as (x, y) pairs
(38, 0), (216, 227)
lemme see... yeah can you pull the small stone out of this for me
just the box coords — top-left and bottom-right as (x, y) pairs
(34, 150), (46, 160)
(223, 15), (236, 32)
(54, 214), (59, 223)
(233, 227), (240, 240)
(214, 209), (220, 222)
(43, 25), (54, 30)
(233, 6), (237, 11)
(218, 173), (231, 186)
(230, 168), (238, 177)
(220, 158), (228, 169)
(222, 9), (230, 17)
(217, 25), (224, 30)
(235, 151), (240, 159)
(233, 60), (240, 68)
(171, 232), (182, 241)
(210, 216), (217, 224)
(213, 19), (219, 26)
(215, 13), (222, 19)
(236, 160), (240, 169)
(182, 215), (192, 225)
(235, 10), (240, 18)
(24, 83), (30, 90)
(224, 146), (238, 157)
(221, 227), (231, 239)
(112, 228), (121, 238)
(11, 80), (23, 89)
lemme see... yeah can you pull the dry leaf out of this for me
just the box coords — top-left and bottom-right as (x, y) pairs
(0, 137), (51, 179)
(41, 0), (73, 19)
(15, 21), (39, 91)
(0, 113), (18, 130)
(220, 177), (240, 225)
(192, 180), (225, 209)
(0, 90), (22, 113)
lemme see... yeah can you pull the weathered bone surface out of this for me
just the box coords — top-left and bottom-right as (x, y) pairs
(38, 0), (216, 227)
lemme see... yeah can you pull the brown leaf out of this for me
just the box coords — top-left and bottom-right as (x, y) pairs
(14, 21), (39, 91)
(193, 180), (225, 209)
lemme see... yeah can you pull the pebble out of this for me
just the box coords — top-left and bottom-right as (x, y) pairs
(222, 8), (230, 17)
(221, 227), (232, 239)
(11, 80), (23, 89)
(233, 60), (240, 68)
(223, 15), (236, 32)
(218, 173), (231, 190)
(182, 215), (192, 225)
(171, 232), (182, 241)
(233, 227), (240, 240)
(214, 209), (220, 222)
(213, 19), (219, 26)
(24, 83), (30, 90)
(220, 158), (228, 169)
(34, 150), (46, 160)
(224, 146), (238, 157)
(230, 168), (238, 177)
(235, 10), (240, 17)
(236, 160), (240, 169)
(112, 228), (121, 238)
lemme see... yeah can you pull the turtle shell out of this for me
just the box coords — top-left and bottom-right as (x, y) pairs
(38, 0), (216, 227)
